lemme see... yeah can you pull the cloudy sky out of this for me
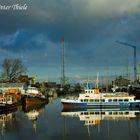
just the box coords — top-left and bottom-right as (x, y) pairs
(0, 0), (140, 82)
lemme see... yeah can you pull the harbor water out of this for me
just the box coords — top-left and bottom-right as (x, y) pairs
(0, 97), (140, 140)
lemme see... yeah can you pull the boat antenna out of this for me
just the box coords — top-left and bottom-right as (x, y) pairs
(96, 72), (99, 89)
(86, 77), (90, 89)
(86, 82), (89, 89)
(33, 73), (37, 85)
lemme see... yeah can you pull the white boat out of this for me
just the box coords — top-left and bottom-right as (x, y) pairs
(61, 88), (140, 109)
(25, 86), (45, 97)
(22, 86), (47, 106)
(61, 72), (140, 109)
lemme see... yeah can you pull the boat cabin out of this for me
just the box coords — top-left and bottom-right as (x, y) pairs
(85, 89), (100, 94)
(0, 95), (14, 104)
(26, 87), (42, 97)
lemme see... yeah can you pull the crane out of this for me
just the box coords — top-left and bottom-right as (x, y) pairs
(115, 41), (137, 83)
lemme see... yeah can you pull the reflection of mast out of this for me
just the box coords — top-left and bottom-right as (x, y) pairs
(25, 110), (39, 133)
(63, 116), (66, 140)
(107, 120), (110, 140)
(1, 123), (6, 138)
(87, 125), (90, 137)
(33, 119), (37, 133)
(61, 109), (140, 140)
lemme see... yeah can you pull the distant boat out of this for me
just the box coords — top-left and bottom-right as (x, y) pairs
(22, 86), (48, 106)
(0, 94), (18, 112)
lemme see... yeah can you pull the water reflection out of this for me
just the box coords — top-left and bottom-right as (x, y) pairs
(61, 108), (140, 140)
(22, 103), (47, 133)
(61, 108), (140, 126)
(0, 108), (17, 139)
(0, 98), (140, 140)
(0, 99), (48, 139)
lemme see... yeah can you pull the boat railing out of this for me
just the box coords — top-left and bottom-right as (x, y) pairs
(65, 96), (78, 100)
(104, 92), (130, 97)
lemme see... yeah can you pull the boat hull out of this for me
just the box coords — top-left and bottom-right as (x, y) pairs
(0, 103), (18, 113)
(61, 101), (140, 110)
(22, 95), (48, 106)
(22, 103), (46, 113)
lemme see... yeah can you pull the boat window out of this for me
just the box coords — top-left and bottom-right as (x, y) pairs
(113, 112), (118, 115)
(124, 99), (128, 102)
(91, 91), (93, 93)
(108, 99), (112, 102)
(85, 96), (89, 97)
(90, 112), (94, 115)
(88, 91), (90, 93)
(109, 112), (112, 115)
(86, 91), (88, 93)
(135, 112), (140, 115)
(95, 99), (99, 102)
(84, 99), (88, 102)
(101, 99), (105, 102)
(95, 112), (99, 114)
(81, 112), (84, 115)
(101, 112), (105, 115)
(90, 99), (94, 102)
(81, 99), (83, 102)
(125, 112), (129, 115)
(84, 112), (88, 115)
(118, 99), (123, 102)
(119, 112), (123, 115)
(113, 99), (117, 102)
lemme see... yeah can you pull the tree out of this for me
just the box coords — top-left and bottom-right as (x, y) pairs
(1, 58), (27, 81)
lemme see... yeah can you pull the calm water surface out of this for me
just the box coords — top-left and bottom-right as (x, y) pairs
(0, 97), (140, 140)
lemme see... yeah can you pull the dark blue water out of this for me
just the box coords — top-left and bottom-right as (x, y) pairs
(0, 97), (140, 140)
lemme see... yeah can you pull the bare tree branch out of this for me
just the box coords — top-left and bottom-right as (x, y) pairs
(1, 58), (27, 81)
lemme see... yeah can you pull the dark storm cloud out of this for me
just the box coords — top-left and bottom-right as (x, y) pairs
(1, 0), (140, 41)
(0, 30), (36, 52)
(0, 0), (140, 78)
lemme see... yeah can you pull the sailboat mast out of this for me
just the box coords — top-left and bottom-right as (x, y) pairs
(61, 37), (65, 88)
